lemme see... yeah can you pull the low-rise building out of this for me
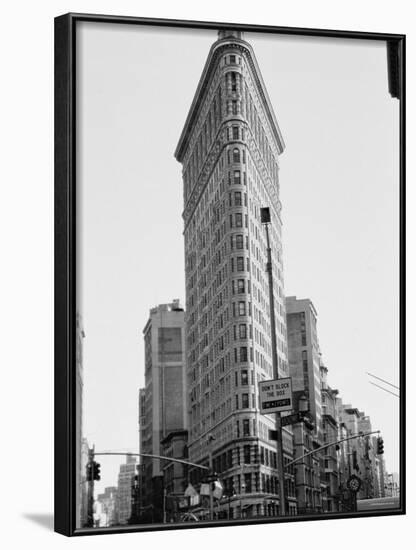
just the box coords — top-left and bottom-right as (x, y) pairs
(96, 486), (118, 527)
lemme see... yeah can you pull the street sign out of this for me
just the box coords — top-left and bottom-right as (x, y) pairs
(259, 377), (293, 414)
(280, 412), (302, 427)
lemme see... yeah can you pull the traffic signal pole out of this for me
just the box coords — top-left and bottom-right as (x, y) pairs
(284, 430), (381, 468)
(262, 211), (286, 517)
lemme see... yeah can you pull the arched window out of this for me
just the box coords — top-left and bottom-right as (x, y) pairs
(233, 148), (240, 163)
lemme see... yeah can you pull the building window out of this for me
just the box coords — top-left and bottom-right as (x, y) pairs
(230, 55), (236, 64)
(245, 473), (252, 493)
(234, 170), (241, 184)
(235, 395), (239, 409)
(243, 419), (250, 436)
(244, 445), (251, 464)
(233, 148), (240, 163)
(238, 302), (246, 316)
(234, 191), (242, 205)
(240, 347), (248, 362)
(237, 279), (245, 293)
(232, 100), (238, 115)
(239, 324), (247, 339)
(242, 393), (249, 408)
(235, 234), (244, 249)
(236, 257), (244, 271)
(241, 369), (248, 385)
(232, 126), (239, 140)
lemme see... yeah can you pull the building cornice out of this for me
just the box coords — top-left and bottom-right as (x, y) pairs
(174, 36), (285, 163)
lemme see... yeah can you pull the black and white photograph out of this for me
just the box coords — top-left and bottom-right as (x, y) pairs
(55, 14), (404, 535)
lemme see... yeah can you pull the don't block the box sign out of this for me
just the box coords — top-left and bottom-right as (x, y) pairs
(259, 378), (293, 414)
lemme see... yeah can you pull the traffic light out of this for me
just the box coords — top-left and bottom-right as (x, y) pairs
(377, 437), (384, 455)
(86, 462), (93, 481)
(93, 461), (101, 481)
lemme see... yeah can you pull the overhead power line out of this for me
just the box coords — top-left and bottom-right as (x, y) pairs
(366, 372), (399, 391)
(369, 381), (400, 398)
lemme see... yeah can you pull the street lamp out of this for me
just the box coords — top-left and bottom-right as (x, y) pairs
(260, 206), (286, 517)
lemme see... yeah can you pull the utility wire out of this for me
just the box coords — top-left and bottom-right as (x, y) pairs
(369, 381), (400, 398)
(366, 372), (399, 391)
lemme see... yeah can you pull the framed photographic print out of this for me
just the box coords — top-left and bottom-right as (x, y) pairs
(55, 13), (405, 536)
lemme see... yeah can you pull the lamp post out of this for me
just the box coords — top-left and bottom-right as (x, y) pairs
(261, 207), (286, 517)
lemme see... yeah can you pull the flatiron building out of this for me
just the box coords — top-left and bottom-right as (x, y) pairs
(175, 30), (296, 517)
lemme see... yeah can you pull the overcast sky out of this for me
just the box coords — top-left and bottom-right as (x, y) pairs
(77, 22), (400, 492)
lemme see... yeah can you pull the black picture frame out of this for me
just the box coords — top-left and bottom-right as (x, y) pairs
(54, 13), (405, 537)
